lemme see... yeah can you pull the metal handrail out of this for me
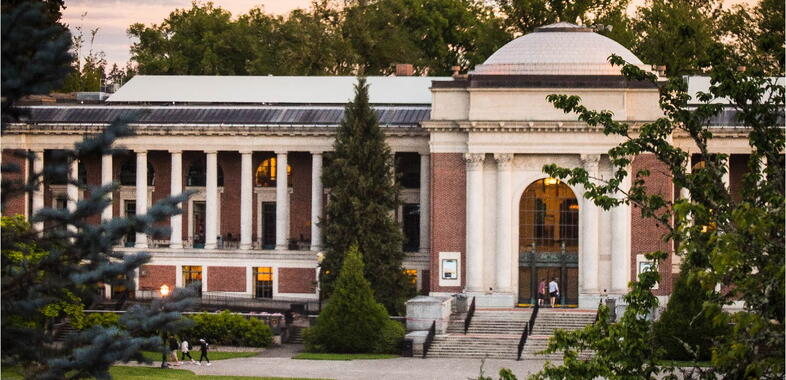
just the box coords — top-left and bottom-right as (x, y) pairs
(422, 320), (436, 359)
(529, 301), (539, 334)
(464, 296), (476, 334)
(517, 322), (529, 361)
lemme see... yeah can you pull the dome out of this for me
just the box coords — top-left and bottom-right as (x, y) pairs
(471, 22), (649, 76)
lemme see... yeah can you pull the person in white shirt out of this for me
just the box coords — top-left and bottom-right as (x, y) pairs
(181, 339), (196, 364)
(548, 277), (560, 307)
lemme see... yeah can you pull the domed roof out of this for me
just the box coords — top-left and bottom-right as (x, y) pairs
(471, 22), (649, 76)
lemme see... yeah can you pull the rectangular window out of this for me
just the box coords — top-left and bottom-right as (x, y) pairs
(254, 267), (273, 299)
(262, 202), (276, 249)
(182, 265), (202, 296)
(402, 203), (420, 252)
(395, 152), (421, 189)
(124, 200), (136, 246)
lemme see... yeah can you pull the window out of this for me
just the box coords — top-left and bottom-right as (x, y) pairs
(186, 161), (224, 187)
(395, 152), (420, 189)
(124, 200), (136, 246)
(119, 159), (155, 186)
(402, 203), (420, 252)
(254, 267), (273, 298)
(404, 269), (417, 285)
(182, 266), (202, 296)
(255, 157), (291, 187)
(519, 178), (579, 252)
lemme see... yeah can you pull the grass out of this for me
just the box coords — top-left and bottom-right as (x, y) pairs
(1, 365), (329, 380)
(141, 350), (260, 362)
(292, 353), (398, 361)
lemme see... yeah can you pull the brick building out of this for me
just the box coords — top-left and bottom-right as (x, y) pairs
(1, 23), (755, 308)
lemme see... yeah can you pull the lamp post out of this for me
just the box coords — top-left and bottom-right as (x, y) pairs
(159, 284), (170, 369)
(316, 252), (324, 313)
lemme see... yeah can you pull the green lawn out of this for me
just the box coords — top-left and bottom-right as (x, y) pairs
(1, 366), (329, 380)
(141, 350), (260, 362)
(292, 353), (398, 361)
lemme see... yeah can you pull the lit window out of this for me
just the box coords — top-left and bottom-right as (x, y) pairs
(404, 269), (417, 285)
(255, 158), (292, 187)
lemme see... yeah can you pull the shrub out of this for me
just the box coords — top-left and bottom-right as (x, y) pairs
(305, 245), (403, 353)
(653, 270), (728, 361)
(81, 312), (120, 330)
(183, 311), (272, 347)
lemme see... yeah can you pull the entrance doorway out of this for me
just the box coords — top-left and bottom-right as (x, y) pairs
(192, 201), (206, 248)
(518, 178), (579, 306)
(261, 202), (276, 249)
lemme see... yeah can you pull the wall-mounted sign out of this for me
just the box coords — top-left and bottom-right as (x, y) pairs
(442, 259), (457, 279)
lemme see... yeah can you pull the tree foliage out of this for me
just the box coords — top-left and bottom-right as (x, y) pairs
(320, 78), (412, 315)
(305, 245), (404, 354)
(528, 45), (784, 378)
(1, 2), (196, 378)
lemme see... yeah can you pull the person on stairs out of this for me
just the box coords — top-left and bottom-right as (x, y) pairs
(548, 277), (560, 307)
(538, 278), (547, 307)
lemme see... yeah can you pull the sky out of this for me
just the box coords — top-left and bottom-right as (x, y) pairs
(62, 0), (757, 68)
(62, 0), (313, 67)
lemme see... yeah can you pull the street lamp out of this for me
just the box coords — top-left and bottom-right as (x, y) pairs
(316, 252), (324, 312)
(159, 284), (170, 369)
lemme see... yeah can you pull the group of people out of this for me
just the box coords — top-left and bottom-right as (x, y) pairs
(537, 277), (561, 307)
(165, 336), (211, 367)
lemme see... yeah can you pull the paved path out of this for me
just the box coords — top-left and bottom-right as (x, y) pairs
(171, 354), (553, 380)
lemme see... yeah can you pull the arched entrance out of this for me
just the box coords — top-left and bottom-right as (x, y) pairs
(518, 178), (579, 306)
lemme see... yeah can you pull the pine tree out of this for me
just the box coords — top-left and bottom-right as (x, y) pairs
(1, 2), (196, 378)
(320, 77), (411, 315)
(305, 245), (403, 353)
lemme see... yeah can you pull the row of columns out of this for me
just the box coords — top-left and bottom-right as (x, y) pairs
(30, 149), (430, 254)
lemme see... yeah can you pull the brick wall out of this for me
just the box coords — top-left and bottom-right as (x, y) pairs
(138, 264), (176, 290)
(289, 152), (312, 244)
(81, 152), (102, 225)
(429, 153), (466, 293)
(278, 267), (316, 293)
(219, 151), (241, 239)
(630, 154), (673, 295)
(207, 266), (246, 292)
(2, 149), (27, 217)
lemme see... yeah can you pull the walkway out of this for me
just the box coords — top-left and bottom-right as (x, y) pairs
(149, 344), (554, 379)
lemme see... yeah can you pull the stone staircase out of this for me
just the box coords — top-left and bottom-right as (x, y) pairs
(422, 308), (596, 360)
(288, 326), (304, 344)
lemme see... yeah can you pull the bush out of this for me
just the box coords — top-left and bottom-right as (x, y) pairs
(183, 311), (272, 347)
(305, 245), (404, 354)
(653, 271), (729, 361)
(81, 312), (120, 330)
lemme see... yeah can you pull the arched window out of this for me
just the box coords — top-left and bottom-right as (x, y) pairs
(186, 161), (224, 187)
(119, 160), (155, 186)
(255, 157), (291, 187)
(519, 178), (578, 252)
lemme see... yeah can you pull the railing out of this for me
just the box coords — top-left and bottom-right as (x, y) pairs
(517, 302), (539, 360)
(464, 296), (476, 334)
(422, 320), (436, 359)
(517, 322), (529, 361)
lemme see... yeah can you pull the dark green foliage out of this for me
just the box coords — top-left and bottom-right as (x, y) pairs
(320, 78), (412, 315)
(532, 48), (783, 379)
(182, 311), (273, 347)
(82, 313), (121, 330)
(653, 271), (728, 361)
(305, 246), (404, 354)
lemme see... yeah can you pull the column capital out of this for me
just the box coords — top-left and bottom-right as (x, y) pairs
(309, 150), (325, 155)
(204, 149), (218, 155)
(275, 150), (288, 155)
(135, 149), (148, 154)
(493, 153), (514, 168)
(168, 149), (183, 154)
(419, 152), (431, 157)
(239, 149), (253, 155)
(580, 154), (600, 172)
(464, 153), (485, 169)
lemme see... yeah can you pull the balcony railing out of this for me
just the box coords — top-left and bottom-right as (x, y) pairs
(120, 237), (313, 251)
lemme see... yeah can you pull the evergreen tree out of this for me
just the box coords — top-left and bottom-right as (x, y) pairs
(1, 2), (196, 378)
(320, 77), (411, 315)
(305, 245), (403, 353)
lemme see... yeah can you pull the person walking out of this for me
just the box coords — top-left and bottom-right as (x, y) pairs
(196, 338), (211, 366)
(548, 277), (560, 307)
(181, 338), (196, 364)
(168, 336), (181, 366)
(538, 279), (547, 307)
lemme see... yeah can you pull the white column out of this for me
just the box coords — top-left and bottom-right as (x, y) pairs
(494, 153), (513, 293)
(610, 163), (631, 293)
(101, 154), (113, 221)
(722, 154), (731, 190)
(240, 151), (253, 250)
(135, 150), (148, 248)
(680, 154), (691, 200)
(419, 153), (430, 254)
(170, 150), (183, 249)
(204, 151), (218, 250)
(275, 151), (289, 250)
(310, 152), (323, 251)
(67, 159), (79, 233)
(32, 150), (44, 232)
(465, 153), (485, 293)
(580, 154), (600, 292)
